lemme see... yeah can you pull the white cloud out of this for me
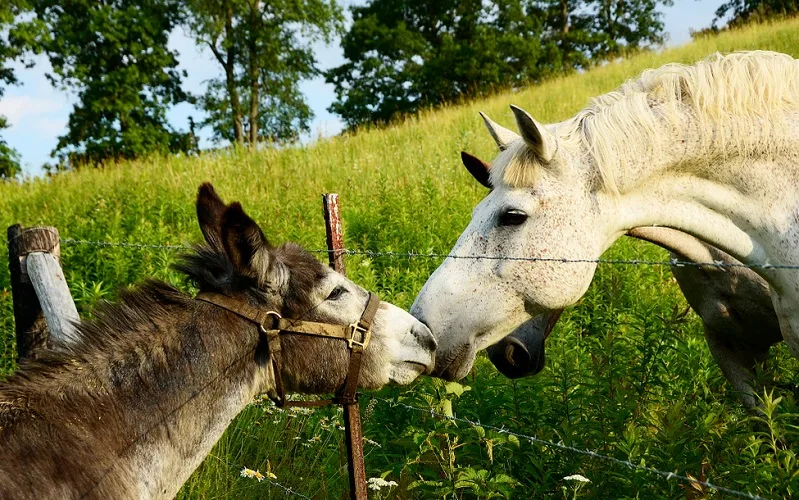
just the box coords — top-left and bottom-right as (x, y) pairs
(0, 94), (68, 126)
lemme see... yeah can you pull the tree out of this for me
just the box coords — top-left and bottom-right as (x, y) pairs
(28, 0), (194, 169)
(712, 0), (798, 29)
(0, 0), (36, 179)
(588, 0), (672, 58)
(327, 0), (672, 128)
(185, 0), (343, 146)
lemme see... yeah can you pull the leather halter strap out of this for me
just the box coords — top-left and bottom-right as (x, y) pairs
(195, 291), (380, 407)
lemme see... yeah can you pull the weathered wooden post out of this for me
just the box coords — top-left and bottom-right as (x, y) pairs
(7, 225), (80, 359)
(322, 194), (368, 500)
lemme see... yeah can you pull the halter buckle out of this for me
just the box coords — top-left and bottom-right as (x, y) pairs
(258, 311), (283, 334)
(346, 322), (370, 350)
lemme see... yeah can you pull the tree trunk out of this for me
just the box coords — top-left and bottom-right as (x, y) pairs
(246, 0), (260, 146)
(225, 3), (244, 145)
(561, 0), (569, 34)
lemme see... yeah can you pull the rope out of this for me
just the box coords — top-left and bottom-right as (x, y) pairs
(369, 396), (767, 500)
(58, 237), (799, 270)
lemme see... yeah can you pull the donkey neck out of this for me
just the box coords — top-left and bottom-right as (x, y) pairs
(0, 285), (272, 499)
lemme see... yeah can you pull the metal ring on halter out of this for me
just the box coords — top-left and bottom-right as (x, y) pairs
(258, 311), (282, 333)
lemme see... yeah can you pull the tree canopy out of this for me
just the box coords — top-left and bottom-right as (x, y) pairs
(27, 0), (194, 169)
(0, 0), (37, 179)
(184, 0), (342, 146)
(327, 0), (672, 128)
(713, 0), (799, 28)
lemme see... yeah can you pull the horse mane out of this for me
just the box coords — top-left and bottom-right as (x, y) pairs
(495, 51), (799, 193)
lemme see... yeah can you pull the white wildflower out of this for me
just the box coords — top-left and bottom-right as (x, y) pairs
(563, 474), (591, 483)
(363, 437), (382, 448)
(367, 477), (398, 491)
(240, 468), (265, 482)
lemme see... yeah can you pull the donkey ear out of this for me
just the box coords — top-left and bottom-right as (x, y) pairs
(510, 105), (557, 163)
(480, 112), (519, 151)
(461, 151), (492, 189)
(220, 202), (272, 278)
(196, 183), (227, 251)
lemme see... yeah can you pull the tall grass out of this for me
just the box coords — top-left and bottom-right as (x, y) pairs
(2, 18), (799, 498)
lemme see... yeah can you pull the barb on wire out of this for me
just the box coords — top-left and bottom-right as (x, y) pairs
(60, 238), (189, 250)
(59, 237), (799, 270)
(207, 454), (311, 499)
(370, 396), (766, 500)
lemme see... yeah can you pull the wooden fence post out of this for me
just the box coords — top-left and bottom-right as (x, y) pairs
(7, 225), (80, 359)
(323, 194), (368, 500)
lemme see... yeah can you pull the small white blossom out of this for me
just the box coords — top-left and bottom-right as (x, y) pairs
(563, 474), (591, 483)
(363, 437), (382, 448)
(367, 477), (398, 491)
(240, 468), (265, 482)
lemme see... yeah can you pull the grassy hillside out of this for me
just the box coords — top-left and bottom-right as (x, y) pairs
(3, 18), (799, 498)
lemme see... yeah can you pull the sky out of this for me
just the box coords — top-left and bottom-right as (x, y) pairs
(0, 0), (721, 175)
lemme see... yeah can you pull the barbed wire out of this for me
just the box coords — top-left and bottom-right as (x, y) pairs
(58, 237), (799, 270)
(60, 238), (189, 250)
(369, 396), (766, 500)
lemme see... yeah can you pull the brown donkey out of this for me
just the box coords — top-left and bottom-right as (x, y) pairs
(0, 183), (436, 499)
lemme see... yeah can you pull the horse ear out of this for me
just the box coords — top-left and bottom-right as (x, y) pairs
(480, 112), (519, 151)
(220, 202), (272, 280)
(510, 105), (557, 163)
(196, 183), (227, 251)
(461, 151), (492, 189)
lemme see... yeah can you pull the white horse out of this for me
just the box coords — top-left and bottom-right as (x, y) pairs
(412, 51), (799, 381)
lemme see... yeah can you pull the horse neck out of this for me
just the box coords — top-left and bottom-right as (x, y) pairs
(602, 108), (799, 270)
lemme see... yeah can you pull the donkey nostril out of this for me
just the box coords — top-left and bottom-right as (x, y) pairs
(413, 324), (438, 352)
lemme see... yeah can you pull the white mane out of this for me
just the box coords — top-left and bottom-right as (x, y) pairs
(496, 51), (799, 193)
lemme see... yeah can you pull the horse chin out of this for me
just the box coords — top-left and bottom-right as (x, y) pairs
(432, 342), (477, 381)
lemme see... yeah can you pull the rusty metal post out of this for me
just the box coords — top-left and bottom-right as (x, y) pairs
(322, 194), (367, 500)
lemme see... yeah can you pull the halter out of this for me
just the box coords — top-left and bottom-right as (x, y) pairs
(195, 291), (380, 407)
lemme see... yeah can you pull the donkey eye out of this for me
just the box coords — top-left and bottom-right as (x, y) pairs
(498, 209), (528, 227)
(326, 286), (347, 301)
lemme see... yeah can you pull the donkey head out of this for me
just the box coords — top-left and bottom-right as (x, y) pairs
(183, 184), (436, 395)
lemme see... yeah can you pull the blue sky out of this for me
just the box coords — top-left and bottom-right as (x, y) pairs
(1, 0), (721, 175)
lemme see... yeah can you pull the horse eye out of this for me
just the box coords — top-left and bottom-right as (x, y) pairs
(498, 209), (528, 227)
(326, 286), (346, 301)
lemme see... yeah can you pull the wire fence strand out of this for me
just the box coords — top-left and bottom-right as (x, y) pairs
(369, 396), (767, 500)
(59, 237), (799, 270)
(207, 454), (311, 499)
(56, 235), (773, 498)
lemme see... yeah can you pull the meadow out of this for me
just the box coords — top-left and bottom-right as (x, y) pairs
(3, 18), (799, 498)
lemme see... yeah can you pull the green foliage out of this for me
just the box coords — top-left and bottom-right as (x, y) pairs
(0, 0), (36, 179)
(0, 133), (22, 181)
(184, 0), (343, 145)
(714, 0), (799, 29)
(2, 18), (799, 498)
(327, 0), (672, 128)
(26, 0), (194, 169)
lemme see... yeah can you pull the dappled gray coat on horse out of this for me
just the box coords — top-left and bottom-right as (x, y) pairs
(413, 51), (799, 400)
(460, 150), (780, 407)
(0, 184), (435, 499)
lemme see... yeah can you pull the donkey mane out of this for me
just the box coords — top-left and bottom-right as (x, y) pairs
(0, 240), (326, 424)
(495, 51), (799, 193)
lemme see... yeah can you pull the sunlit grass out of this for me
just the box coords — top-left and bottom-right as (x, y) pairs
(2, 18), (799, 498)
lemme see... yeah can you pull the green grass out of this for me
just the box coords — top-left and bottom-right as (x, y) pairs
(3, 18), (799, 498)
